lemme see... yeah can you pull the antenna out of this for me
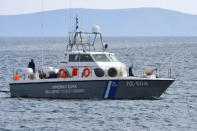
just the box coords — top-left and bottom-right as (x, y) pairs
(41, 0), (44, 69)
(69, 0), (72, 31)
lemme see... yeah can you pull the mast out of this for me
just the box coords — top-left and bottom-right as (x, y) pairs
(66, 17), (106, 52)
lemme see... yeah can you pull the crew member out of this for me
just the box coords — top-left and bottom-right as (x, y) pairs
(129, 65), (134, 76)
(28, 59), (35, 73)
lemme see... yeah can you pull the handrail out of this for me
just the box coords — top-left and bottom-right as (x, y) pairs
(12, 65), (173, 80)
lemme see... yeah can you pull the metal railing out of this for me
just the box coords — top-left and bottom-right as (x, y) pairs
(133, 68), (172, 78)
(12, 65), (173, 81)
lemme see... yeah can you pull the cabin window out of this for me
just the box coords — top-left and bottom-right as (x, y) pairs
(106, 54), (119, 62)
(79, 54), (94, 62)
(69, 54), (80, 62)
(69, 54), (94, 62)
(92, 54), (110, 62)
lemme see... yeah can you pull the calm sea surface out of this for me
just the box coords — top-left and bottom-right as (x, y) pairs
(0, 37), (196, 130)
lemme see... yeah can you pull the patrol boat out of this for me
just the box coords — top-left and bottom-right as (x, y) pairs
(9, 18), (174, 99)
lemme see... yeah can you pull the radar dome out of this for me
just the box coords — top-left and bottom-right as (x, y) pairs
(92, 25), (100, 33)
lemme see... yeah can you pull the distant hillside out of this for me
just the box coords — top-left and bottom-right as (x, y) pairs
(1, 8), (197, 36)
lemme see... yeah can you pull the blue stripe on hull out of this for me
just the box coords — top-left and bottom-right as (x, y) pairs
(102, 81), (119, 99)
(108, 81), (119, 99)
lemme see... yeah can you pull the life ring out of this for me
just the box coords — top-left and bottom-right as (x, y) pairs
(58, 68), (67, 78)
(82, 68), (91, 77)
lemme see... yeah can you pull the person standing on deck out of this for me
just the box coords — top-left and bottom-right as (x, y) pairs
(129, 65), (134, 76)
(28, 59), (35, 73)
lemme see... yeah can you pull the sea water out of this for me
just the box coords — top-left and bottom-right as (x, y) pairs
(0, 37), (196, 130)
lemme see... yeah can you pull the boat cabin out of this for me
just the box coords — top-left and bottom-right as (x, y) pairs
(59, 51), (127, 78)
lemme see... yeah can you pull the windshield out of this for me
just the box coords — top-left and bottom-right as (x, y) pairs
(92, 54), (110, 62)
(92, 54), (119, 62)
(69, 54), (94, 62)
(106, 54), (119, 62)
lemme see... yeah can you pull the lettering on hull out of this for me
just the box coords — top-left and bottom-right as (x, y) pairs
(44, 89), (85, 94)
(52, 84), (78, 89)
(126, 81), (149, 87)
(44, 84), (85, 94)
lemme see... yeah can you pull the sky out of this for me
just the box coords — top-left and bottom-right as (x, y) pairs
(0, 0), (197, 15)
